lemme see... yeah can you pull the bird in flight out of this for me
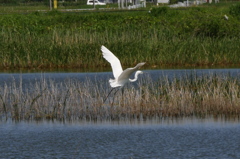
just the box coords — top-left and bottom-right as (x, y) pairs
(101, 45), (145, 103)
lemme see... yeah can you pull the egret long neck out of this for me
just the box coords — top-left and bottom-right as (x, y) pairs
(129, 71), (141, 82)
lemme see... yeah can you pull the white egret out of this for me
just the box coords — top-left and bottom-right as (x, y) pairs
(101, 45), (145, 103)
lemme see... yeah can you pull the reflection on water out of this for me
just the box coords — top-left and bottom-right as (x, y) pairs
(0, 118), (240, 158)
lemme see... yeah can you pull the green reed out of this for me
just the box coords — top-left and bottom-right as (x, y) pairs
(0, 74), (239, 121)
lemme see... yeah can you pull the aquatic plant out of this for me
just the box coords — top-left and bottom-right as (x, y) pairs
(0, 73), (239, 121)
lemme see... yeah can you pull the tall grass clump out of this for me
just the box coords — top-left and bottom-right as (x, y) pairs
(0, 74), (239, 121)
(229, 3), (240, 17)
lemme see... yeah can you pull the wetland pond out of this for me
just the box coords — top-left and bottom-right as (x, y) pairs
(1, 118), (240, 158)
(0, 68), (240, 158)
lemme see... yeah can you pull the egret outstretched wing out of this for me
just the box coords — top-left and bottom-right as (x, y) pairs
(101, 45), (145, 103)
(118, 62), (145, 81)
(101, 45), (123, 79)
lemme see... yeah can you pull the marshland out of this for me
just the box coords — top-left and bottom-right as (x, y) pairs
(0, 1), (240, 121)
(0, 69), (240, 121)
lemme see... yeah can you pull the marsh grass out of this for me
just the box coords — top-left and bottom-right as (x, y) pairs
(0, 74), (239, 121)
(1, 27), (240, 69)
(1, 3), (240, 69)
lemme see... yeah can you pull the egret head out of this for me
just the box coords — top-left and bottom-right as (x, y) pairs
(135, 62), (146, 69)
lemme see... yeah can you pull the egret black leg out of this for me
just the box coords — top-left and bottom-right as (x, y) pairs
(111, 88), (120, 106)
(113, 88), (120, 96)
(103, 88), (115, 104)
(121, 88), (124, 102)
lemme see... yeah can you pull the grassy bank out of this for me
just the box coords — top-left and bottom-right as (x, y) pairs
(0, 74), (239, 121)
(0, 2), (240, 70)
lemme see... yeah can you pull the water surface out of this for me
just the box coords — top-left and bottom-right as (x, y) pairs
(0, 119), (240, 159)
(0, 68), (239, 86)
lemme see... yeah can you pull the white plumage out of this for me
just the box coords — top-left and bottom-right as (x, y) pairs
(101, 45), (145, 88)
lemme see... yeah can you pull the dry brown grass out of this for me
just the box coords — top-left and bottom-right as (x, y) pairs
(0, 74), (239, 121)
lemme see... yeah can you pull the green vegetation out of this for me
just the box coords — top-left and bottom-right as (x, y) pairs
(0, 1), (240, 70)
(229, 3), (240, 17)
(0, 74), (239, 121)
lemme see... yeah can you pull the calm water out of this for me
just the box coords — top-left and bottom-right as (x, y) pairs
(0, 119), (240, 158)
(0, 68), (239, 86)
